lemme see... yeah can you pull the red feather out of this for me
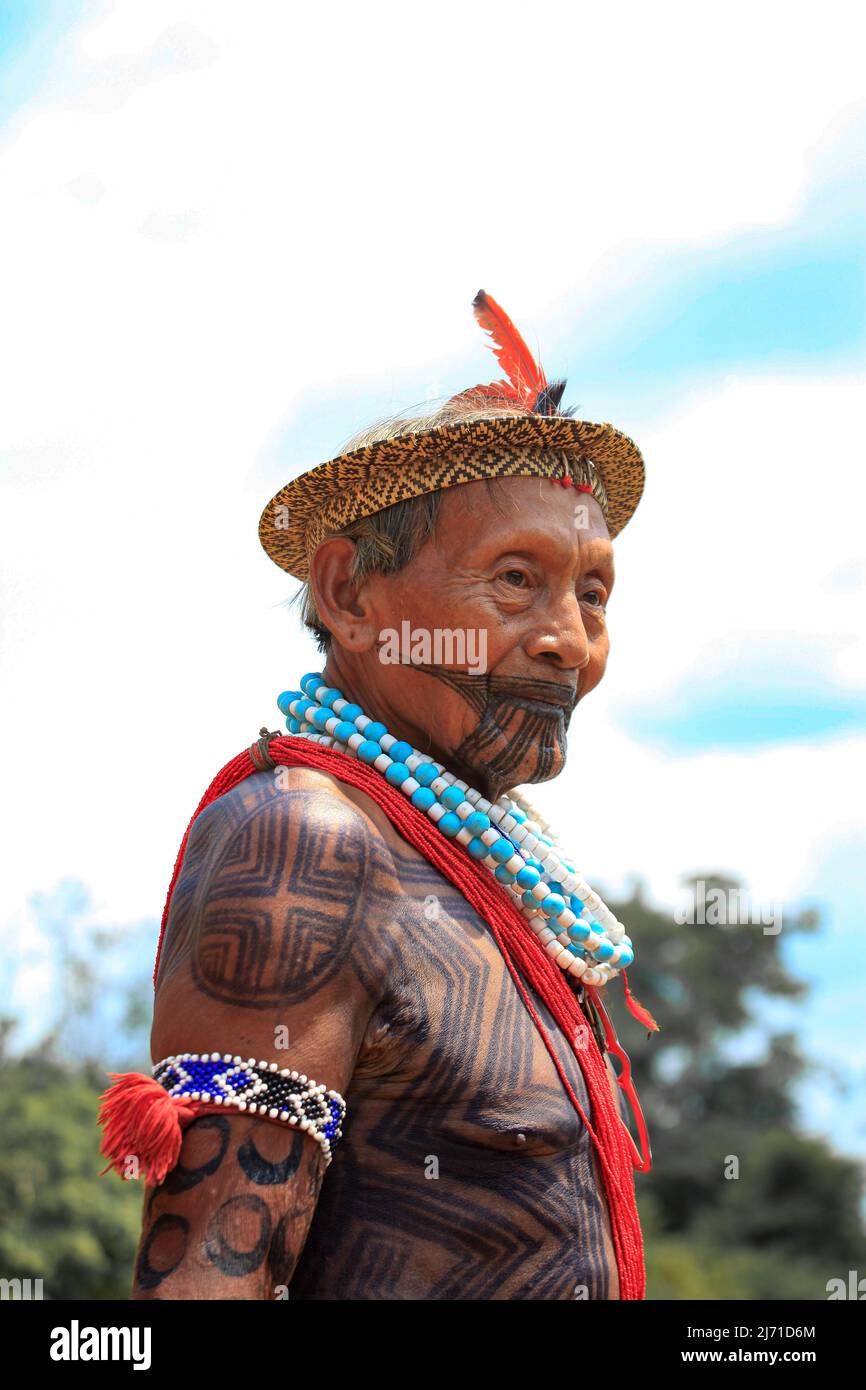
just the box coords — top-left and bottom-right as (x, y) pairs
(449, 289), (547, 409)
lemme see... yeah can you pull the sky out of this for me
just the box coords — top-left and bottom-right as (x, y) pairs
(1, 1), (864, 1160)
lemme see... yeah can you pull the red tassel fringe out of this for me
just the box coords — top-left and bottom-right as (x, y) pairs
(97, 1071), (212, 1187)
(622, 970), (661, 1033)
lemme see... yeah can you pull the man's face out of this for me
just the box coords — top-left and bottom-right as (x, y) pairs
(345, 474), (614, 797)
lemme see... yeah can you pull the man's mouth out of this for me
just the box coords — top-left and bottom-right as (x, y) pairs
(494, 679), (577, 718)
(524, 698), (571, 718)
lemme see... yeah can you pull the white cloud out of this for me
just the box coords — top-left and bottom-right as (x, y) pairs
(614, 371), (866, 690)
(528, 370), (866, 911)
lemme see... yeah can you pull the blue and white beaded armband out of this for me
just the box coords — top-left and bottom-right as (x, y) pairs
(153, 1051), (347, 1165)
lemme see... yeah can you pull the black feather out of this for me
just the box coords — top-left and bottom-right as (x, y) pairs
(533, 379), (568, 416)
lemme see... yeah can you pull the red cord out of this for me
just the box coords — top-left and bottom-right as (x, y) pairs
(152, 737), (646, 1299)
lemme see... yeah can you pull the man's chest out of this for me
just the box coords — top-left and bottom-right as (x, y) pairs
(352, 852), (612, 1162)
(303, 864), (622, 1298)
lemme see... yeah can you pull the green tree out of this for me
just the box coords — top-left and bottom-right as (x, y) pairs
(0, 1024), (143, 1300)
(606, 875), (866, 1298)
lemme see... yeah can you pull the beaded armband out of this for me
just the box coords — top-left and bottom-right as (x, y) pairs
(153, 1051), (347, 1165)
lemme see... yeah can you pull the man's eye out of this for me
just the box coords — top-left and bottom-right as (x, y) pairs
(583, 589), (605, 607)
(501, 570), (528, 587)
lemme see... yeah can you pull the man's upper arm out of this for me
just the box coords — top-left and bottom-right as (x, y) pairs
(133, 773), (397, 1299)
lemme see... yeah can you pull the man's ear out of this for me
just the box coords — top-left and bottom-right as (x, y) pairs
(309, 537), (379, 652)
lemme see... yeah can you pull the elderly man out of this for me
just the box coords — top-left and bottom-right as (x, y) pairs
(102, 291), (653, 1300)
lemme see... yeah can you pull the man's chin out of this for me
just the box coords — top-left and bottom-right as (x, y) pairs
(453, 720), (569, 797)
(512, 746), (567, 788)
(487, 737), (567, 792)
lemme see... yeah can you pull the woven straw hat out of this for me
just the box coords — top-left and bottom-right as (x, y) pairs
(259, 292), (645, 581)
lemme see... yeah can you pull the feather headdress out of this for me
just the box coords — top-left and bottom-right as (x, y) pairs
(258, 288), (646, 579)
(449, 289), (572, 418)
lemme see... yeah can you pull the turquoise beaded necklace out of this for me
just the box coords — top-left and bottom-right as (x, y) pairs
(277, 673), (635, 988)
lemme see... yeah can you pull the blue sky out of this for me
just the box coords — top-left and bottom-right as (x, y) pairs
(258, 104), (866, 484)
(1, 2), (864, 1180)
(0, 1), (87, 127)
(620, 635), (866, 755)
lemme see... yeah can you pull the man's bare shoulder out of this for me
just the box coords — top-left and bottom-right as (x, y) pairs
(188, 764), (394, 852)
(142, 767), (401, 1300)
(155, 765), (405, 1010)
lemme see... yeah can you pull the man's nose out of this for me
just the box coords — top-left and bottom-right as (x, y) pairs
(524, 589), (590, 670)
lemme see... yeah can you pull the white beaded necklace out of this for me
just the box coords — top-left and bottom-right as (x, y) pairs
(277, 674), (635, 989)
